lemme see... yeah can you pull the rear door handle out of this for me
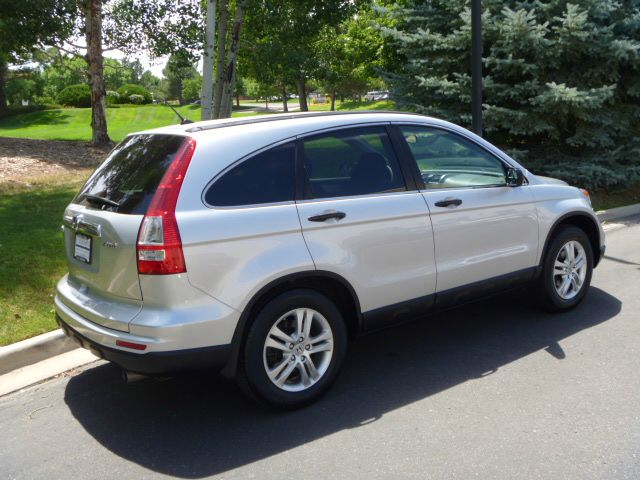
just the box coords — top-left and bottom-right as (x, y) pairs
(63, 214), (102, 237)
(308, 211), (346, 222)
(434, 198), (463, 208)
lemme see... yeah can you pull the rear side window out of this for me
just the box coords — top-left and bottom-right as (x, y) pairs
(204, 142), (296, 207)
(302, 127), (406, 199)
(76, 134), (186, 214)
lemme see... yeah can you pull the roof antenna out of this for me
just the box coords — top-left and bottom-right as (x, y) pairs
(163, 100), (194, 125)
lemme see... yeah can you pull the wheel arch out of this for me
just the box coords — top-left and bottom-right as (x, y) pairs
(538, 212), (603, 274)
(220, 270), (362, 378)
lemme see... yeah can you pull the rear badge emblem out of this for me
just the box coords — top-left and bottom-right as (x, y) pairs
(102, 241), (118, 249)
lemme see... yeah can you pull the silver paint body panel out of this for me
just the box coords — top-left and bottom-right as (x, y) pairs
(422, 186), (538, 292)
(297, 192), (437, 311)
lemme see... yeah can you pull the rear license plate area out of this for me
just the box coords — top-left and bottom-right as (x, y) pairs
(74, 233), (92, 264)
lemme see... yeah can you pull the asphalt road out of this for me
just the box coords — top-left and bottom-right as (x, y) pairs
(2, 218), (639, 480)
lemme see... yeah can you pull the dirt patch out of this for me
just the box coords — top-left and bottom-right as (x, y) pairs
(0, 137), (109, 184)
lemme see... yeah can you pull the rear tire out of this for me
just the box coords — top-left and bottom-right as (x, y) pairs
(238, 289), (348, 409)
(536, 226), (593, 311)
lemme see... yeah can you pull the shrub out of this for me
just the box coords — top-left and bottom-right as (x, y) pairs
(116, 84), (152, 104)
(56, 84), (91, 108)
(34, 96), (57, 106)
(106, 90), (119, 105)
(0, 104), (48, 119)
(128, 94), (145, 104)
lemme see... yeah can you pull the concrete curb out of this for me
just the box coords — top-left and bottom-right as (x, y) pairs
(596, 203), (640, 222)
(0, 349), (98, 397)
(1, 202), (639, 378)
(0, 329), (76, 375)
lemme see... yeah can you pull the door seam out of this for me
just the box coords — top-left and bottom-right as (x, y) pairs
(294, 202), (318, 270)
(418, 191), (439, 293)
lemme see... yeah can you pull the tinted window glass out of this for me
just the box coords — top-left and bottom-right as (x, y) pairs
(76, 134), (186, 214)
(205, 142), (295, 206)
(303, 127), (405, 199)
(400, 126), (506, 189)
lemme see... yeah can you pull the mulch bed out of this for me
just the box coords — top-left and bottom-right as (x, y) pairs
(0, 137), (110, 184)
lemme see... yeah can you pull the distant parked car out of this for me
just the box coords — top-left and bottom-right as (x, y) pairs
(56, 112), (604, 408)
(364, 90), (390, 101)
(308, 92), (327, 103)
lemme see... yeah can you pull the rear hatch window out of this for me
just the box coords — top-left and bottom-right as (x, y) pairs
(75, 134), (186, 214)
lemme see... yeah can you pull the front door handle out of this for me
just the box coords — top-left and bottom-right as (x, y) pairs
(434, 198), (463, 208)
(308, 211), (346, 222)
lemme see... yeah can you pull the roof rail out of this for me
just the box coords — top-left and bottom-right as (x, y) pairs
(185, 110), (423, 133)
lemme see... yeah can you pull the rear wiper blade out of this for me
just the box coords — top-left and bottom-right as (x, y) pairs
(83, 194), (120, 209)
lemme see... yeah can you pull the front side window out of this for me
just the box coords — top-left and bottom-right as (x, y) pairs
(302, 127), (406, 199)
(204, 142), (295, 207)
(399, 126), (507, 189)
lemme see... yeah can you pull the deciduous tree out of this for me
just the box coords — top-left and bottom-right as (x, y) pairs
(84, 0), (110, 144)
(0, 0), (75, 110)
(163, 53), (198, 104)
(243, 0), (359, 112)
(202, 0), (217, 120)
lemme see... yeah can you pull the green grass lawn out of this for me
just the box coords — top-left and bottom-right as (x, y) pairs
(0, 104), (256, 142)
(309, 99), (397, 112)
(590, 183), (640, 211)
(0, 101), (397, 142)
(0, 174), (91, 345)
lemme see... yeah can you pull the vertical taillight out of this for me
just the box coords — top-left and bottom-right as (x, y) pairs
(137, 137), (196, 275)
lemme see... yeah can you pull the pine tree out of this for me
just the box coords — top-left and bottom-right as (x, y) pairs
(382, 0), (640, 190)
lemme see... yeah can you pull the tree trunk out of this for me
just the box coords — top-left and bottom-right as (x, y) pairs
(85, 0), (110, 145)
(201, 0), (217, 120)
(212, 0), (228, 119)
(0, 58), (7, 112)
(236, 94), (240, 107)
(296, 78), (308, 111)
(220, 1), (246, 118)
(330, 90), (336, 111)
(281, 83), (288, 112)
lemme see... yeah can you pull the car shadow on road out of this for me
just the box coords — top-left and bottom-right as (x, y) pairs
(64, 287), (620, 478)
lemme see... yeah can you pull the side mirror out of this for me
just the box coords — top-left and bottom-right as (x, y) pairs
(506, 167), (525, 187)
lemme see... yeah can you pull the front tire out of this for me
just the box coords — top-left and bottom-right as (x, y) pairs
(238, 289), (348, 409)
(536, 226), (593, 311)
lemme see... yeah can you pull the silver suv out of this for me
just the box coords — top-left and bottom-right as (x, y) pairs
(55, 112), (605, 408)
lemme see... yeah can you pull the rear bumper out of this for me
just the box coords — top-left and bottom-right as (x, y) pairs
(57, 314), (230, 375)
(56, 273), (240, 352)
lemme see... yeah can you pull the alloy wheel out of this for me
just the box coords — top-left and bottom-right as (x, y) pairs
(262, 308), (334, 392)
(553, 240), (588, 300)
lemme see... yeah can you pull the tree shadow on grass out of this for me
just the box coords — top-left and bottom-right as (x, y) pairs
(64, 287), (620, 478)
(0, 187), (75, 297)
(0, 110), (74, 130)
